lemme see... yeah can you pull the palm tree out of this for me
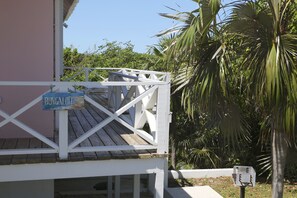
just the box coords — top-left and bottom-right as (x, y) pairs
(159, 0), (249, 139)
(227, 1), (297, 197)
(159, 0), (297, 197)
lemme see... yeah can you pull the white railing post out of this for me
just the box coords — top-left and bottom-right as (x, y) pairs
(133, 174), (140, 198)
(58, 86), (69, 160)
(156, 74), (170, 154)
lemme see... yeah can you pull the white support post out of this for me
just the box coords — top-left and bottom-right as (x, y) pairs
(155, 76), (170, 189)
(156, 83), (170, 154)
(107, 176), (113, 198)
(59, 109), (68, 159)
(115, 176), (120, 198)
(154, 171), (164, 198)
(58, 87), (68, 160)
(133, 174), (140, 198)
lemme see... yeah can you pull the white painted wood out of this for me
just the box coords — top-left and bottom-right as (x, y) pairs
(0, 158), (165, 182)
(133, 174), (140, 198)
(58, 86), (69, 159)
(59, 110), (68, 159)
(107, 176), (113, 198)
(145, 90), (157, 109)
(150, 74), (158, 80)
(134, 86), (144, 128)
(115, 176), (120, 198)
(137, 85), (149, 105)
(135, 89), (157, 129)
(168, 169), (233, 179)
(0, 81), (167, 87)
(0, 69), (171, 158)
(156, 84), (171, 154)
(0, 149), (57, 155)
(154, 171), (164, 198)
(69, 145), (157, 153)
(54, 0), (64, 79)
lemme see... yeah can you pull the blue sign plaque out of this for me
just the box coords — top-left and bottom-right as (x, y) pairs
(42, 92), (85, 110)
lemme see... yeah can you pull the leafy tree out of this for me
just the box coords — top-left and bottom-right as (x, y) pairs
(63, 41), (160, 81)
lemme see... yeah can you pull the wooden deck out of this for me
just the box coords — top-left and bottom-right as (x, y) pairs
(0, 94), (160, 166)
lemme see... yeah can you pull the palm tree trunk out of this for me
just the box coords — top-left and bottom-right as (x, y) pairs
(271, 129), (288, 198)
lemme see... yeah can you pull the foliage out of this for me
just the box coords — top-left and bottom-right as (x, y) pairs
(158, 0), (297, 197)
(63, 41), (160, 81)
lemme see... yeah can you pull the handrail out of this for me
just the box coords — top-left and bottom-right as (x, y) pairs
(0, 81), (167, 86)
(63, 66), (168, 76)
(63, 66), (170, 83)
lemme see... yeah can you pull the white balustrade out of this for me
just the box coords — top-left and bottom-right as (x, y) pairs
(0, 68), (170, 160)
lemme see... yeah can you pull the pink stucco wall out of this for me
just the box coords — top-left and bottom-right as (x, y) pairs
(0, 0), (54, 138)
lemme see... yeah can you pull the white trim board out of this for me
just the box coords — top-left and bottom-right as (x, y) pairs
(168, 169), (233, 179)
(0, 158), (166, 182)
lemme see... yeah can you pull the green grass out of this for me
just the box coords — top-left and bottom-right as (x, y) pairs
(169, 177), (297, 198)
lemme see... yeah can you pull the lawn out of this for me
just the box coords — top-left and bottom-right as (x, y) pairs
(169, 177), (297, 198)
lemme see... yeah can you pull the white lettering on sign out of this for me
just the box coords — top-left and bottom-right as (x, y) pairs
(44, 96), (75, 106)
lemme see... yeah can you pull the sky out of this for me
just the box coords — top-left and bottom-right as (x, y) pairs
(64, 0), (197, 53)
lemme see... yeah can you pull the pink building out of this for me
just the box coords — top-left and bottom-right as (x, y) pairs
(0, 0), (55, 138)
(0, 1), (171, 198)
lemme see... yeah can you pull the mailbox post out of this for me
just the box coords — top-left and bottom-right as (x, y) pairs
(232, 166), (256, 198)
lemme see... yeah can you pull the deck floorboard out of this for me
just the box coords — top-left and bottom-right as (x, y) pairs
(11, 138), (29, 164)
(0, 139), (17, 165)
(69, 110), (98, 160)
(73, 108), (113, 159)
(86, 104), (138, 157)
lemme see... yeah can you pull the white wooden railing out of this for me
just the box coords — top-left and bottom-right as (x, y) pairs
(0, 68), (170, 160)
(63, 67), (169, 82)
